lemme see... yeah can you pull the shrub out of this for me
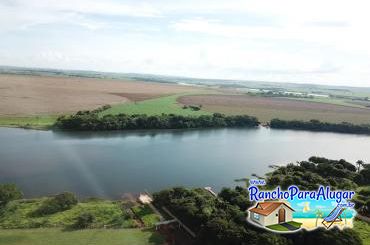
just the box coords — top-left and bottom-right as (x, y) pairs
(73, 212), (95, 229)
(34, 192), (78, 216)
(0, 184), (23, 207)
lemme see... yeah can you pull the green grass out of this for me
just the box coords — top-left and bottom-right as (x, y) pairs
(131, 205), (160, 227)
(0, 115), (58, 129)
(100, 94), (211, 117)
(353, 220), (370, 245)
(266, 224), (290, 231)
(0, 199), (136, 229)
(0, 228), (164, 245)
(266, 221), (302, 231)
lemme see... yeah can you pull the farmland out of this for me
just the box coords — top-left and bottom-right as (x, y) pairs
(0, 74), (200, 116)
(178, 94), (370, 124)
(0, 74), (205, 128)
(1, 72), (370, 127)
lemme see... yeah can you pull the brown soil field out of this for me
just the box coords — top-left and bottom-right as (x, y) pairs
(0, 74), (199, 116)
(178, 94), (370, 124)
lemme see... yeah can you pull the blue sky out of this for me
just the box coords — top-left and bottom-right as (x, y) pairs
(1, 0), (370, 86)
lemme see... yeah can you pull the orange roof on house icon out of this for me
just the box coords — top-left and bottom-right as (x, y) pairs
(249, 201), (294, 216)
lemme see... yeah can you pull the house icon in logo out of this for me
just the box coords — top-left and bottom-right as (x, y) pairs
(248, 201), (296, 230)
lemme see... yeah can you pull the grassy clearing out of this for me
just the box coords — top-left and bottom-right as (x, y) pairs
(0, 199), (136, 229)
(0, 228), (164, 245)
(0, 115), (58, 129)
(100, 94), (211, 117)
(353, 220), (370, 245)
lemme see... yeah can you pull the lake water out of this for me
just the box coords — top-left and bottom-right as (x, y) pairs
(1, 127), (369, 199)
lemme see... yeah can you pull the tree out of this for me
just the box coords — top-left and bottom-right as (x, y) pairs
(0, 184), (23, 206)
(34, 192), (78, 216)
(356, 160), (364, 173)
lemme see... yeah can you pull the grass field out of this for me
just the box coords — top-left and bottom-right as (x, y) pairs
(0, 115), (58, 129)
(0, 93), (213, 129)
(100, 94), (211, 117)
(0, 228), (164, 245)
(0, 199), (139, 229)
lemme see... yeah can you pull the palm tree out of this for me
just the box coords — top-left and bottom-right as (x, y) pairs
(356, 160), (364, 173)
(315, 209), (324, 227)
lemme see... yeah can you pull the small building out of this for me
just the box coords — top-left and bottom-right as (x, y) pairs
(249, 201), (294, 227)
(138, 193), (153, 204)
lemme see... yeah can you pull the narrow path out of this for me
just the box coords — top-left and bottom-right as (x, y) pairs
(280, 222), (299, 231)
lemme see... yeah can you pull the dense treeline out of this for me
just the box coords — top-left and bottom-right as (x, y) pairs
(55, 110), (259, 130)
(270, 118), (370, 135)
(153, 187), (288, 245)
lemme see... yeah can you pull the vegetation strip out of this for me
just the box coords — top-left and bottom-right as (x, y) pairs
(55, 109), (259, 131)
(270, 118), (370, 135)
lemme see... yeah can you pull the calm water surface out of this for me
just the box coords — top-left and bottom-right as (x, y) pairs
(1, 127), (369, 198)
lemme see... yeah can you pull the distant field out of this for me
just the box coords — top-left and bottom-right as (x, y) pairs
(288, 97), (367, 108)
(0, 74), (200, 116)
(178, 94), (370, 124)
(100, 94), (211, 117)
(0, 228), (164, 245)
(2, 74), (370, 127)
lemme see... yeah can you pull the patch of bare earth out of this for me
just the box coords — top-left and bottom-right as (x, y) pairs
(178, 94), (370, 124)
(0, 74), (198, 116)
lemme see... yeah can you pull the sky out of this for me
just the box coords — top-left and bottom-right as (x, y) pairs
(1, 0), (370, 87)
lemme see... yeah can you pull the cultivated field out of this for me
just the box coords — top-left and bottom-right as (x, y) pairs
(2, 74), (370, 127)
(0, 74), (199, 116)
(178, 94), (370, 124)
(100, 93), (212, 117)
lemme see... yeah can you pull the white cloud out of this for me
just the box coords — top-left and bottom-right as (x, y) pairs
(1, 0), (370, 86)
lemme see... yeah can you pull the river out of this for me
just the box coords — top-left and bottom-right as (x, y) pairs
(0, 127), (369, 198)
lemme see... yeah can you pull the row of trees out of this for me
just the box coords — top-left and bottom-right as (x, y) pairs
(270, 118), (370, 135)
(55, 111), (259, 131)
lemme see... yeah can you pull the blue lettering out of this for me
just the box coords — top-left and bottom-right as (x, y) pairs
(248, 186), (259, 201)
(288, 185), (299, 200)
